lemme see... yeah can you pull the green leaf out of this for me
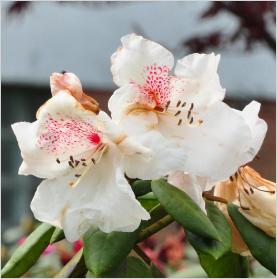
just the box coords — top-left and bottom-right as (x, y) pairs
(187, 200), (231, 259)
(55, 249), (87, 278)
(198, 251), (249, 278)
(228, 204), (276, 274)
(87, 256), (152, 278)
(50, 228), (65, 244)
(132, 180), (152, 197)
(150, 263), (165, 278)
(1, 223), (55, 278)
(138, 193), (159, 211)
(83, 227), (139, 276)
(151, 179), (220, 241)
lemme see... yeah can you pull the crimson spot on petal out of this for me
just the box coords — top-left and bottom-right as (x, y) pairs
(88, 133), (101, 145)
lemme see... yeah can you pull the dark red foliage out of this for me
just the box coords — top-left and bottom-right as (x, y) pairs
(184, 2), (276, 53)
(8, 1), (30, 15)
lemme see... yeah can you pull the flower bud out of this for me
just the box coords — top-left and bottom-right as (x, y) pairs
(50, 72), (99, 113)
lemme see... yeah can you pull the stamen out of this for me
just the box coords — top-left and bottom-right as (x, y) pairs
(91, 158), (95, 164)
(238, 170), (275, 194)
(56, 158), (60, 164)
(189, 103), (194, 111)
(165, 101), (170, 111)
(241, 206), (250, 210)
(187, 110), (191, 119)
(176, 100), (181, 107)
(181, 102), (186, 107)
(189, 117), (193, 124)
(174, 110), (181, 117)
(82, 162), (87, 167)
(68, 161), (74, 168)
(75, 160), (80, 167)
(243, 188), (250, 195)
(81, 158), (86, 161)
(178, 119), (182, 126)
(75, 174), (81, 178)
(250, 187), (254, 194)
(70, 155), (74, 163)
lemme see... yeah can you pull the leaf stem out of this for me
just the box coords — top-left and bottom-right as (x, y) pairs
(202, 192), (228, 204)
(137, 214), (174, 242)
(133, 244), (152, 265)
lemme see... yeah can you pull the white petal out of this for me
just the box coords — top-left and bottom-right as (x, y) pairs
(123, 130), (187, 180)
(12, 121), (72, 178)
(235, 101), (267, 164)
(168, 171), (207, 213)
(12, 91), (101, 179)
(111, 33), (174, 86)
(172, 53), (225, 106)
(30, 146), (150, 242)
(176, 101), (252, 183)
(108, 85), (139, 122)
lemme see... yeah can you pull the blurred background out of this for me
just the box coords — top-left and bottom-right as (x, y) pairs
(1, 1), (276, 277)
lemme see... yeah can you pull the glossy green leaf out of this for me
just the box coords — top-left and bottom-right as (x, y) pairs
(228, 204), (276, 274)
(132, 180), (152, 197)
(198, 251), (249, 278)
(138, 193), (159, 211)
(151, 179), (220, 241)
(1, 223), (55, 278)
(188, 200), (231, 259)
(87, 256), (152, 278)
(55, 249), (87, 278)
(50, 227), (65, 244)
(83, 227), (139, 276)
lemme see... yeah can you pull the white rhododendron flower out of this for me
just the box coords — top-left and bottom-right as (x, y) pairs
(12, 75), (152, 242)
(109, 33), (267, 183)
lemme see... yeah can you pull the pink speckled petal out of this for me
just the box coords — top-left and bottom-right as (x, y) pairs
(12, 91), (102, 179)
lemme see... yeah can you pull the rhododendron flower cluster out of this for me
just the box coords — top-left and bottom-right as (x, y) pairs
(12, 33), (275, 244)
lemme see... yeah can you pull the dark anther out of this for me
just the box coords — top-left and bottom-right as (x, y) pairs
(178, 119), (182, 126)
(75, 174), (81, 178)
(187, 110), (191, 119)
(91, 158), (95, 164)
(174, 110), (181, 117)
(70, 155), (74, 163)
(165, 101), (170, 110)
(81, 158), (86, 161)
(75, 160), (80, 167)
(176, 100), (181, 107)
(56, 158), (60, 164)
(61, 70), (67, 74)
(82, 163), (87, 167)
(68, 161), (74, 168)
(230, 176), (234, 182)
(189, 117), (193, 124)
(189, 103), (194, 111)
(243, 188), (250, 195)
(250, 187), (254, 194)
(241, 206), (250, 210)
(181, 102), (186, 107)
